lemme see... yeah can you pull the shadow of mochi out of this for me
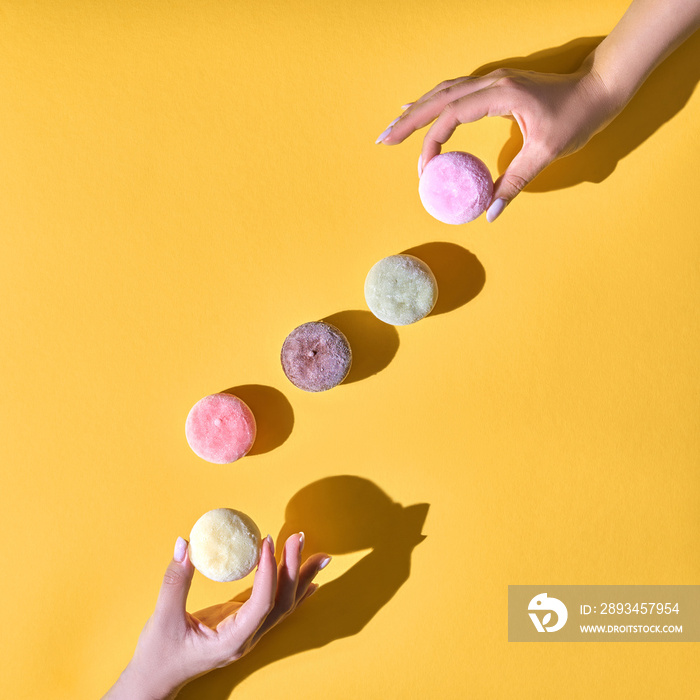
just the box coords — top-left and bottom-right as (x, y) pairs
(221, 385), (293, 455)
(322, 310), (400, 384)
(402, 242), (485, 316)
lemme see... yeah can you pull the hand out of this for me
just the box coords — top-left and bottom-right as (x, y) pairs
(377, 0), (700, 223)
(104, 534), (331, 700)
(377, 61), (617, 222)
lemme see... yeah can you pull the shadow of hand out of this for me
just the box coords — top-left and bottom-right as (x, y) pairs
(178, 476), (429, 700)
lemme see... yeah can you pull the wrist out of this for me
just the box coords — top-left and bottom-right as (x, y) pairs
(577, 50), (634, 114)
(108, 661), (182, 700)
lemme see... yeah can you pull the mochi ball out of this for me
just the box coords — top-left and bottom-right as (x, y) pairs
(365, 254), (438, 325)
(419, 151), (493, 224)
(185, 393), (256, 464)
(281, 321), (352, 392)
(188, 508), (262, 582)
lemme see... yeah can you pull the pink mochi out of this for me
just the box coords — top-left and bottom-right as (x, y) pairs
(419, 151), (493, 224)
(185, 393), (256, 464)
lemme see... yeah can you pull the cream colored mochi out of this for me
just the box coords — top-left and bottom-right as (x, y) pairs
(188, 508), (262, 582)
(365, 254), (438, 325)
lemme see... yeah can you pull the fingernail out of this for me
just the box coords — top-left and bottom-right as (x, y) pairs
(299, 532), (305, 552)
(319, 556), (332, 570)
(266, 534), (275, 555)
(418, 154), (423, 177)
(401, 102), (414, 110)
(174, 536), (187, 563)
(375, 127), (391, 144)
(486, 198), (507, 223)
(308, 583), (319, 597)
(375, 117), (400, 144)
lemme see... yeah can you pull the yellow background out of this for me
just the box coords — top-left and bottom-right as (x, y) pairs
(1, 1), (698, 698)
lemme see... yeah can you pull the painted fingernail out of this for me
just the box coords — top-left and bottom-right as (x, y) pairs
(418, 154), (423, 177)
(375, 117), (400, 144)
(319, 556), (332, 570)
(486, 198), (507, 223)
(174, 536), (187, 563)
(266, 534), (275, 555)
(401, 102), (414, 110)
(299, 532), (305, 552)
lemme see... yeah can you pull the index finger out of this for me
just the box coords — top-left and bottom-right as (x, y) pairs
(225, 535), (277, 641)
(420, 85), (512, 167)
(250, 533), (304, 641)
(383, 76), (495, 146)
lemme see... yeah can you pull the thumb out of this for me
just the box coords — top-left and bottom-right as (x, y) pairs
(154, 536), (195, 625)
(486, 143), (550, 223)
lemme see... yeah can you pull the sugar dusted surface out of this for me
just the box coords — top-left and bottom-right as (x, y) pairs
(185, 393), (256, 464)
(418, 151), (493, 224)
(364, 254), (438, 325)
(188, 508), (262, 582)
(281, 321), (352, 392)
